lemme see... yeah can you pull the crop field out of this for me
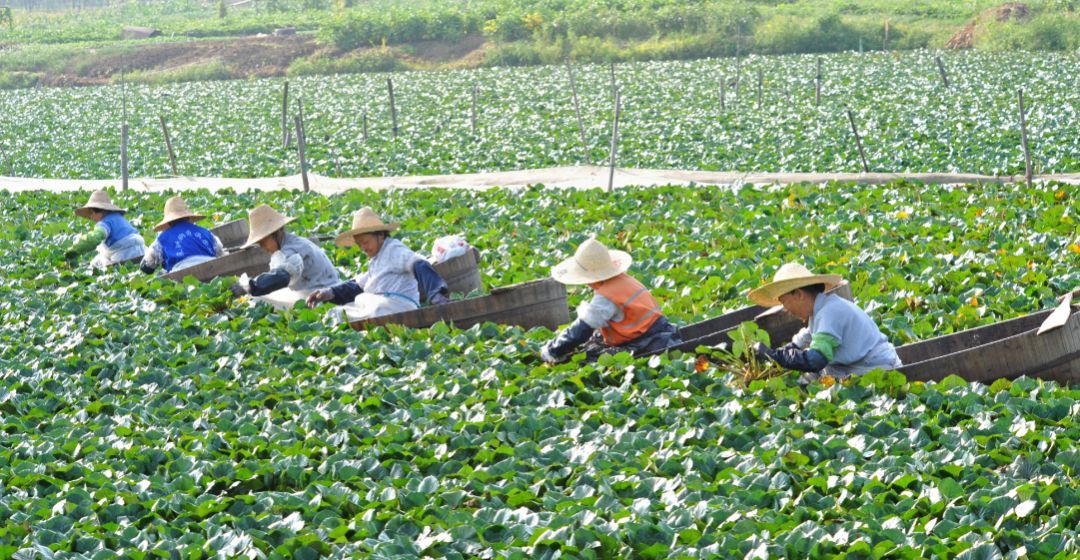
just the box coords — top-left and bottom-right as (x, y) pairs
(2, 182), (1079, 557)
(0, 50), (1077, 179)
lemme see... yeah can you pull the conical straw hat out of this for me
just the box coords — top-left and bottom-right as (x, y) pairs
(551, 238), (632, 285)
(243, 204), (295, 247)
(75, 190), (126, 218)
(335, 207), (400, 247)
(154, 196), (206, 232)
(748, 263), (842, 307)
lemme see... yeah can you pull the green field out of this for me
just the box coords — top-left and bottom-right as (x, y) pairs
(1, 182), (1079, 556)
(0, 50), (1076, 179)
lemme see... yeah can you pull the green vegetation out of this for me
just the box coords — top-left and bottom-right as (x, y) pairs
(1, 182), (1079, 556)
(0, 50), (1075, 179)
(0, 0), (1077, 87)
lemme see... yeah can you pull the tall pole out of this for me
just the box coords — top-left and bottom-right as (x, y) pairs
(566, 62), (590, 164)
(281, 81), (289, 148)
(159, 115), (177, 176)
(120, 56), (128, 190)
(1018, 89), (1033, 189)
(607, 90), (621, 193)
(387, 77), (398, 138)
(846, 109), (869, 173)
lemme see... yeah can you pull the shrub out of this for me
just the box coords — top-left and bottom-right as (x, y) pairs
(287, 47), (406, 76)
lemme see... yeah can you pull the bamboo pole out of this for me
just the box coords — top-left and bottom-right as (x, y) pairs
(815, 58), (822, 107)
(1018, 89), (1033, 189)
(470, 84), (478, 137)
(756, 68), (763, 110)
(566, 62), (590, 164)
(846, 109), (870, 173)
(607, 90), (621, 193)
(387, 77), (398, 138)
(295, 115), (309, 192)
(281, 81), (289, 148)
(935, 55), (949, 88)
(158, 115), (178, 176)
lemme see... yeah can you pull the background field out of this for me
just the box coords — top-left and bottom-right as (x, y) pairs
(1, 182), (1079, 557)
(0, 49), (1075, 179)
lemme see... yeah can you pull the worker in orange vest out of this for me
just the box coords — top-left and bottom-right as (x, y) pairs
(540, 238), (681, 363)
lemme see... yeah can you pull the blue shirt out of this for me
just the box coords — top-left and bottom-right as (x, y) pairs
(99, 212), (138, 248)
(156, 221), (218, 272)
(805, 292), (900, 374)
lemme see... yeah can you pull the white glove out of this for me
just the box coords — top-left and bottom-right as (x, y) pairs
(540, 345), (556, 364)
(237, 272), (252, 294)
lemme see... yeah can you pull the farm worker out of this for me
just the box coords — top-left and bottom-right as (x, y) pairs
(748, 262), (902, 381)
(306, 207), (451, 321)
(65, 190), (146, 269)
(235, 204), (342, 309)
(139, 196), (225, 274)
(540, 238), (681, 363)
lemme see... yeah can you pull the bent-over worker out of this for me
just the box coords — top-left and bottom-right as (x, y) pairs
(65, 190), (145, 269)
(235, 204), (342, 309)
(748, 262), (902, 381)
(540, 238), (681, 363)
(140, 196), (224, 274)
(306, 207), (450, 321)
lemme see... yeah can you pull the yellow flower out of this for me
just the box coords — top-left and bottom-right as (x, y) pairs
(1056, 190), (1067, 201)
(1069, 243), (1080, 255)
(820, 375), (836, 387)
(895, 210), (910, 219)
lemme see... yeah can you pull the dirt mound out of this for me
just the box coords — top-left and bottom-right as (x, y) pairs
(946, 3), (1029, 49)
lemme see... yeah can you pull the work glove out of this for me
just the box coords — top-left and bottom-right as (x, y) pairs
(229, 273), (253, 297)
(540, 345), (558, 364)
(429, 292), (451, 306)
(63, 250), (78, 265)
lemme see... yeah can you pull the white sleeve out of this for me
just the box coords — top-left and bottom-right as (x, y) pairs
(270, 250), (304, 279)
(141, 239), (164, 269)
(212, 235), (225, 257)
(578, 294), (620, 329)
(791, 327), (813, 349)
(389, 242), (419, 274)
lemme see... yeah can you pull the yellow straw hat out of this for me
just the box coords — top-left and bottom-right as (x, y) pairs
(75, 190), (126, 219)
(551, 238), (632, 285)
(243, 204), (295, 247)
(748, 263), (842, 307)
(335, 207), (400, 247)
(154, 196), (206, 232)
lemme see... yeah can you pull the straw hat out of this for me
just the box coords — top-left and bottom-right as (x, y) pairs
(243, 204), (295, 247)
(335, 207), (400, 247)
(551, 238), (632, 285)
(75, 190), (126, 219)
(748, 263), (842, 307)
(154, 196), (206, 232)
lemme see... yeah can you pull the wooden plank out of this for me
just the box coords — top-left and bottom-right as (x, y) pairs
(162, 246), (270, 283)
(351, 278), (568, 332)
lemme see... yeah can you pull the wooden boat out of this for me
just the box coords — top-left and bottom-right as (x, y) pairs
(652, 281), (854, 355)
(895, 305), (1080, 384)
(209, 219), (250, 250)
(163, 246), (271, 283)
(351, 278), (569, 332)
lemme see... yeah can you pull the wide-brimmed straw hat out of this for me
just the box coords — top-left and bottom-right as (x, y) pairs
(335, 207), (400, 247)
(154, 196), (206, 232)
(243, 204), (295, 247)
(551, 238), (632, 285)
(75, 190), (126, 219)
(748, 263), (842, 307)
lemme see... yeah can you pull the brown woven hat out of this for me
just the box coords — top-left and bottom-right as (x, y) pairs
(154, 197), (206, 232)
(551, 238), (632, 285)
(75, 190), (126, 219)
(335, 207), (400, 247)
(748, 263), (842, 307)
(243, 204), (295, 247)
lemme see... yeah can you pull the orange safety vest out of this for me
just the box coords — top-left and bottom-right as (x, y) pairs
(593, 273), (662, 345)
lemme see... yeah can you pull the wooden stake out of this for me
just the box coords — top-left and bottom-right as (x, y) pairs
(884, 18), (890, 51)
(281, 80), (289, 148)
(361, 111), (368, 142)
(295, 115), (309, 192)
(159, 115), (178, 176)
(756, 68), (763, 110)
(566, 62), (590, 164)
(470, 84), (478, 137)
(1018, 89), (1033, 189)
(120, 123), (128, 190)
(607, 90), (621, 193)
(720, 76), (726, 111)
(609, 62), (617, 104)
(815, 58), (822, 107)
(846, 109), (869, 173)
(935, 55), (949, 88)
(734, 53), (742, 103)
(387, 77), (398, 138)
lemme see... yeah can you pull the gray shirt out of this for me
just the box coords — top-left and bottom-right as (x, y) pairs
(796, 292), (902, 377)
(273, 233), (342, 291)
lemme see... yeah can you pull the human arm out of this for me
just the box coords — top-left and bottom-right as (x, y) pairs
(139, 240), (164, 274)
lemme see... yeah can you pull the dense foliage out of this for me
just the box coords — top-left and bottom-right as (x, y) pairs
(0, 50), (1077, 179)
(1, 182), (1079, 557)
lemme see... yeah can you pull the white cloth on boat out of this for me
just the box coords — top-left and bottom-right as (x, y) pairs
(336, 292), (419, 323)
